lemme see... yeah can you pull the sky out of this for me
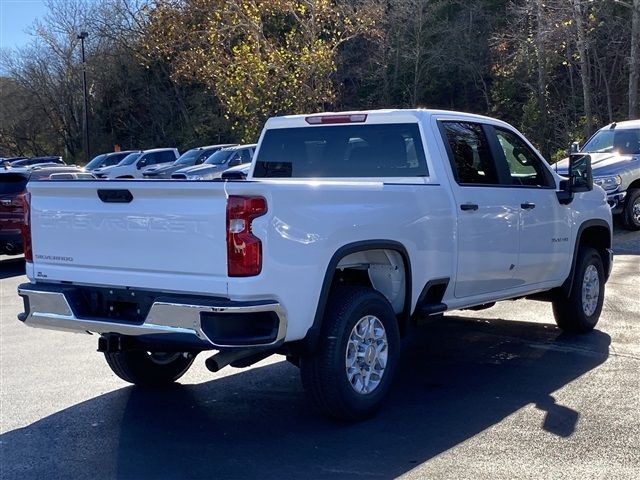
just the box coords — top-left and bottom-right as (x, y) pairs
(0, 0), (48, 52)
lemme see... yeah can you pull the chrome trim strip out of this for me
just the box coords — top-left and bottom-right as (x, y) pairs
(18, 287), (287, 348)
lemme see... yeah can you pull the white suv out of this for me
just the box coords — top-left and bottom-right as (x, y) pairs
(94, 148), (179, 179)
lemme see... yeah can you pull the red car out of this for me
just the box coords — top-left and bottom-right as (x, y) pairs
(0, 166), (90, 255)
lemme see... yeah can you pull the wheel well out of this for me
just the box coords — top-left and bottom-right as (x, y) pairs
(291, 242), (412, 356)
(627, 179), (640, 191)
(579, 225), (611, 275)
(333, 249), (407, 316)
(560, 223), (612, 296)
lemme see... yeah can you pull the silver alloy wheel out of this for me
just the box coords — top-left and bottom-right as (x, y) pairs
(581, 264), (600, 317)
(147, 352), (182, 365)
(633, 198), (640, 225)
(345, 315), (388, 395)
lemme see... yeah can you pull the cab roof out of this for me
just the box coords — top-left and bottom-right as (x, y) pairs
(265, 108), (514, 130)
(601, 119), (640, 130)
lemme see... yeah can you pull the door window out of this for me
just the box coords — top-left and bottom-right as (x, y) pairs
(157, 151), (175, 164)
(440, 121), (499, 185)
(238, 148), (253, 164)
(495, 128), (552, 187)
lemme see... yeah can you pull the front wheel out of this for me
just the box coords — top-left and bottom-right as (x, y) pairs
(552, 247), (605, 333)
(621, 188), (640, 231)
(300, 286), (401, 421)
(104, 350), (195, 386)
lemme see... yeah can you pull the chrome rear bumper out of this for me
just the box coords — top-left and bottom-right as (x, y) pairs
(18, 283), (286, 349)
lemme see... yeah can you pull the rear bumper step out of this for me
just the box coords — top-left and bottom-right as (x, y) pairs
(17, 282), (287, 349)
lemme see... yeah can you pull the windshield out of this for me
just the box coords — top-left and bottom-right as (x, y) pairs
(582, 128), (640, 155)
(204, 150), (234, 165)
(118, 152), (142, 166)
(104, 153), (128, 167)
(85, 154), (107, 170)
(175, 149), (207, 165)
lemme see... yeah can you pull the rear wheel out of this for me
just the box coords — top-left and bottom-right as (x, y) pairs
(104, 350), (195, 386)
(621, 188), (640, 231)
(300, 286), (401, 421)
(552, 247), (605, 333)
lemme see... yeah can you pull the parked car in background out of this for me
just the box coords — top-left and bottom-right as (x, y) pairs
(84, 151), (136, 172)
(9, 156), (66, 168)
(171, 144), (255, 180)
(94, 148), (180, 179)
(142, 144), (236, 179)
(557, 120), (640, 230)
(0, 165), (88, 255)
(219, 163), (251, 180)
(1, 157), (28, 166)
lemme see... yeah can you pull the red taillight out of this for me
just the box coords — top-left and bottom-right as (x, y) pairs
(226, 196), (267, 277)
(19, 192), (32, 262)
(305, 114), (367, 125)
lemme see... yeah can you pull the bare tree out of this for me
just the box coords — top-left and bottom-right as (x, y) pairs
(572, 0), (593, 136)
(629, 0), (640, 118)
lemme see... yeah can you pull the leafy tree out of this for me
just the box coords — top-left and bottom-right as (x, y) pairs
(144, 0), (381, 141)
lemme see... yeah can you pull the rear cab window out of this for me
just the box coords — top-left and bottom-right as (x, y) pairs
(0, 173), (28, 194)
(253, 123), (428, 178)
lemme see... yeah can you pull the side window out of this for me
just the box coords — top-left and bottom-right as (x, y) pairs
(495, 128), (552, 187)
(196, 152), (209, 164)
(142, 153), (160, 165)
(441, 121), (499, 185)
(137, 155), (150, 168)
(159, 151), (175, 164)
(239, 148), (252, 164)
(227, 152), (240, 166)
(146, 151), (172, 165)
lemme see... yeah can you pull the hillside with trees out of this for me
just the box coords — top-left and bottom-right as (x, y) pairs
(1, 0), (638, 163)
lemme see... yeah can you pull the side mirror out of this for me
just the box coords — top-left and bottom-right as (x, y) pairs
(228, 159), (242, 167)
(569, 153), (593, 192)
(569, 142), (580, 154)
(137, 159), (148, 169)
(557, 153), (592, 204)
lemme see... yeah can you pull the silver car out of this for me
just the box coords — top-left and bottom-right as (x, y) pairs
(171, 144), (256, 180)
(142, 144), (236, 179)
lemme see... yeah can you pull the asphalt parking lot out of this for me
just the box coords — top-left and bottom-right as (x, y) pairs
(0, 226), (638, 480)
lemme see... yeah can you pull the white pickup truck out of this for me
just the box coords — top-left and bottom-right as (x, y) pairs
(17, 109), (613, 420)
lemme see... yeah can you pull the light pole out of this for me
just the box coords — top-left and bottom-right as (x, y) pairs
(77, 31), (90, 163)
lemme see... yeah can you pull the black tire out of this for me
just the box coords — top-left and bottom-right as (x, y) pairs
(104, 350), (195, 386)
(300, 286), (401, 421)
(621, 188), (640, 231)
(552, 247), (605, 333)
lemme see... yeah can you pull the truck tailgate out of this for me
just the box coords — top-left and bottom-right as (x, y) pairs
(28, 181), (229, 295)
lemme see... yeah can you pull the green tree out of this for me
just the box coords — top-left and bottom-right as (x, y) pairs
(145, 0), (381, 141)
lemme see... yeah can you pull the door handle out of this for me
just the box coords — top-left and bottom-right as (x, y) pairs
(460, 203), (479, 211)
(521, 202), (536, 210)
(97, 189), (134, 203)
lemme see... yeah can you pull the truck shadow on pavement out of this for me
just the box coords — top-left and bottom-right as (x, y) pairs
(0, 256), (24, 279)
(0, 316), (611, 480)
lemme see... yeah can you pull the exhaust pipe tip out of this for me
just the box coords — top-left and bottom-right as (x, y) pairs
(205, 347), (273, 373)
